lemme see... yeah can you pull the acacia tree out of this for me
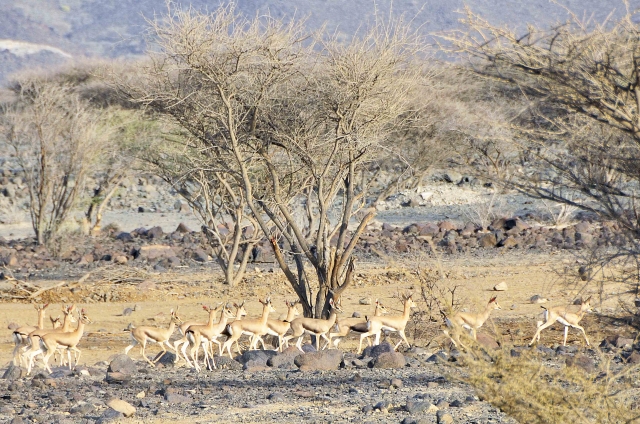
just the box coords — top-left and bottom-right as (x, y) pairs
(1, 78), (109, 244)
(443, 8), (640, 296)
(115, 5), (427, 315)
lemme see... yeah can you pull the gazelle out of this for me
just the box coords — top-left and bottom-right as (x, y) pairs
(358, 293), (416, 354)
(221, 297), (275, 358)
(283, 298), (342, 352)
(443, 296), (502, 349)
(184, 305), (235, 371)
(23, 305), (77, 369)
(252, 299), (301, 352)
(37, 309), (92, 374)
(124, 309), (182, 366)
(218, 301), (249, 354)
(12, 303), (49, 365)
(529, 296), (592, 346)
(172, 305), (215, 364)
(324, 300), (388, 350)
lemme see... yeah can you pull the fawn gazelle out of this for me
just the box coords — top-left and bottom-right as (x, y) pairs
(283, 298), (342, 352)
(37, 309), (92, 374)
(357, 293), (416, 354)
(221, 297), (275, 358)
(12, 303), (49, 365)
(185, 304), (235, 371)
(324, 300), (388, 349)
(443, 296), (502, 349)
(529, 296), (592, 346)
(124, 309), (182, 365)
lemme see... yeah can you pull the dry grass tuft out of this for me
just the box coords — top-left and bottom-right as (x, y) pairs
(456, 345), (640, 424)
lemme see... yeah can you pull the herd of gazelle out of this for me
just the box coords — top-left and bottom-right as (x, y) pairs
(10, 293), (594, 374)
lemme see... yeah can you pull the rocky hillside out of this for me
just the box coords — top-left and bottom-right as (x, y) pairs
(0, 0), (628, 84)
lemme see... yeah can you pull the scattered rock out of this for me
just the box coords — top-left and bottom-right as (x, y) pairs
(476, 334), (500, 350)
(97, 408), (124, 424)
(478, 233), (497, 248)
(406, 401), (438, 414)
(2, 364), (23, 380)
(626, 351), (640, 364)
(164, 393), (191, 403)
(493, 281), (508, 291)
(359, 297), (372, 305)
(565, 354), (595, 373)
(437, 411), (455, 424)
(530, 295), (548, 304)
(237, 349), (278, 366)
(295, 350), (343, 371)
(108, 354), (137, 374)
(267, 392), (285, 403)
(69, 402), (96, 415)
(106, 398), (136, 417)
(105, 371), (132, 384)
(372, 352), (406, 369)
(362, 342), (395, 359)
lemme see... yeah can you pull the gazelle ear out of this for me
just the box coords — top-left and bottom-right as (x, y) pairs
(489, 296), (497, 303)
(584, 295), (592, 303)
(44, 303), (49, 309)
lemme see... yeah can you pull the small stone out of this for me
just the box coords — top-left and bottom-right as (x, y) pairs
(2, 364), (23, 380)
(437, 411), (454, 424)
(374, 400), (393, 410)
(136, 391), (146, 399)
(98, 408), (124, 423)
(530, 295), (548, 304)
(566, 354), (595, 373)
(359, 298), (372, 305)
(267, 392), (285, 403)
(372, 352), (406, 369)
(436, 399), (449, 409)
(390, 378), (403, 388)
(105, 371), (132, 384)
(106, 399), (136, 417)
(70, 402), (95, 415)
(406, 401), (437, 414)
(108, 354), (137, 374)
(164, 393), (191, 403)
(493, 281), (508, 291)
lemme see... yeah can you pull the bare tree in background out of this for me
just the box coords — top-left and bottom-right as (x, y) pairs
(443, 7), (640, 298)
(1, 78), (109, 245)
(113, 5), (428, 315)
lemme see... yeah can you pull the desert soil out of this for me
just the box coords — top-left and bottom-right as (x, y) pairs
(0, 249), (633, 424)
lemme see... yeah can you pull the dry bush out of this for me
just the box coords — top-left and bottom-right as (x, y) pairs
(456, 346), (640, 424)
(408, 262), (465, 348)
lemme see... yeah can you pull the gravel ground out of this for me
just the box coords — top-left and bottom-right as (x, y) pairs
(0, 351), (516, 424)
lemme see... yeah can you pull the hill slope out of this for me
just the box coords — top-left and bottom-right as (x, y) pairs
(0, 0), (633, 83)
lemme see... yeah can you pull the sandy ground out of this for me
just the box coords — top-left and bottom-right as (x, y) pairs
(0, 251), (626, 368)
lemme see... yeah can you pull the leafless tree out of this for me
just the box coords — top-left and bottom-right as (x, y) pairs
(442, 7), (640, 297)
(113, 5), (428, 315)
(1, 77), (110, 244)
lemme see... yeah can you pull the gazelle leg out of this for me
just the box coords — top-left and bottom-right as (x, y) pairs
(181, 341), (193, 367)
(529, 319), (557, 346)
(397, 330), (410, 350)
(563, 326), (569, 346)
(574, 324), (590, 346)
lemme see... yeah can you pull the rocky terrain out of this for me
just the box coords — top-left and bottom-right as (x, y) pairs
(0, 342), (517, 424)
